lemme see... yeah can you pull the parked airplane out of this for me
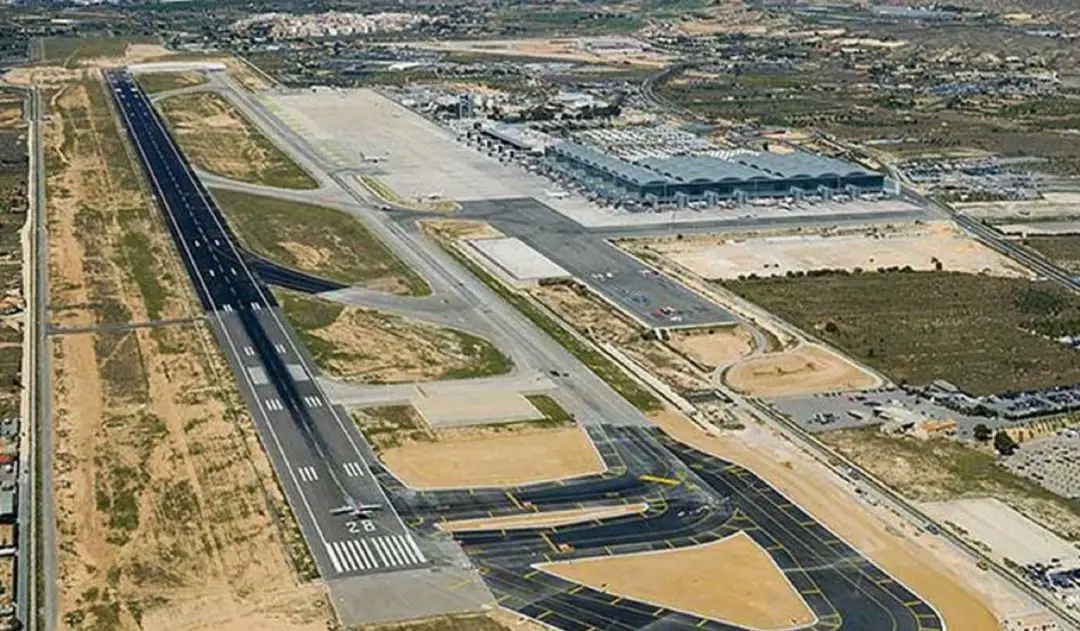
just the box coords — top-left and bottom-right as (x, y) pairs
(330, 496), (383, 519)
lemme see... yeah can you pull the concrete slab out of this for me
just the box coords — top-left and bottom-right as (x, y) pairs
(468, 236), (570, 282)
(328, 565), (494, 627)
(415, 391), (542, 427)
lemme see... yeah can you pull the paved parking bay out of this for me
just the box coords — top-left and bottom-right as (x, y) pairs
(456, 198), (736, 328)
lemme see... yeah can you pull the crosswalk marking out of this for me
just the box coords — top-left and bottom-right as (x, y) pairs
(342, 461), (364, 477)
(296, 466), (318, 482)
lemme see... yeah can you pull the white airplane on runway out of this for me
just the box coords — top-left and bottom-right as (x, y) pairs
(330, 496), (383, 519)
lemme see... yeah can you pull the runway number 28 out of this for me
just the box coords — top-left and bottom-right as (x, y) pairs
(346, 520), (376, 534)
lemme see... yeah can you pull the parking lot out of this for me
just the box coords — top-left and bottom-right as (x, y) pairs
(1002, 428), (1080, 499)
(926, 383), (1080, 421)
(771, 387), (993, 437)
(458, 198), (736, 328)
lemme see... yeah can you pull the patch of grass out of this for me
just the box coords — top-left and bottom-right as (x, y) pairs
(1022, 236), (1080, 274)
(441, 330), (513, 379)
(119, 231), (167, 321)
(135, 72), (207, 95)
(821, 426), (1080, 539)
(157, 92), (318, 189)
(211, 188), (429, 295)
(526, 394), (573, 425)
(727, 271), (1080, 396)
(40, 37), (159, 68)
(354, 405), (432, 450)
(433, 234), (661, 412)
(359, 175), (459, 212)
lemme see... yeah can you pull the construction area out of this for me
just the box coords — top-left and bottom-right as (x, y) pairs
(631, 221), (1032, 280)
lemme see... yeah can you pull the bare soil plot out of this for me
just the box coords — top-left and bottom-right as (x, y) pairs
(642, 222), (1029, 280)
(277, 290), (509, 384)
(647, 409), (1006, 628)
(724, 344), (879, 396)
(821, 426), (1080, 540)
(668, 326), (754, 368)
(357, 406), (604, 488)
(418, 219), (503, 241)
(212, 188), (428, 294)
(52, 322), (330, 631)
(135, 71), (207, 94)
(157, 92), (317, 189)
(727, 271), (1080, 396)
(541, 531), (815, 630)
(361, 612), (546, 631)
(395, 38), (671, 67)
(44, 78), (198, 330)
(439, 504), (647, 532)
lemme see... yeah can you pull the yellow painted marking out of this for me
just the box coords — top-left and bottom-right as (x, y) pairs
(801, 589), (822, 596)
(497, 594), (513, 604)
(611, 597), (623, 606)
(505, 491), (523, 510)
(639, 474), (681, 486)
(798, 520), (817, 527)
(653, 607), (665, 616)
(876, 579), (895, 586)
(448, 577), (477, 591)
(540, 532), (560, 554)
(524, 570), (539, 579)
(696, 618), (709, 628)
(537, 611), (552, 621)
(765, 544), (785, 551)
(569, 585), (585, 594)
(904, 600), (923, 607)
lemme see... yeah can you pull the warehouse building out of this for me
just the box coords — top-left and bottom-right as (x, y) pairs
(544, 140), (886, 206)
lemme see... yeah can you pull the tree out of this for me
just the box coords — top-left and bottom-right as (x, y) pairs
(973, 424), (992, 442)
(994, 430), (1019, 456)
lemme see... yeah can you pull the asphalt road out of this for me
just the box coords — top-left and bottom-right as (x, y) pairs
(106, 70), (432, 580)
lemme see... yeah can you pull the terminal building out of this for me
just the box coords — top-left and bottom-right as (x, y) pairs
(544, 140), (887, 206)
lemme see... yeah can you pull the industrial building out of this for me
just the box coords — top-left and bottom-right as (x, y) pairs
(544, 139), (887, 206)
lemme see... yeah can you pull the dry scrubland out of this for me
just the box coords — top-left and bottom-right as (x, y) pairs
(640, 222), (1030, 280)
(0, 94), (26, 419)
(135, 71), (207, 95)
(821, 427), (1080, 540)
(728, 271), (1080, 395)
(46, 73), (330, 631)
(212, 188), (428, 294)
(157, 92), (318, 189)
(276, 290), (510, 384)
(356, 405), (603, 488)
(1023, 235), (1080, 274)
(647, 410), (1002, 628)
(542, 532), (815, 630)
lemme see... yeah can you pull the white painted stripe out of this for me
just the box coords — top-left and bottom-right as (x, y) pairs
(243, 346), (254, 357)
(389, 536), (412, 564)
(398, 536), (421, 564)
(360, 539), (377, 568)
(335, 542), (357, 572)
(372, 538), (391, 566)
(347, 540), (368, 570)
(405, 535), (426, 563)
(325, 543), (343, 574)
(384, 537), (406, 566)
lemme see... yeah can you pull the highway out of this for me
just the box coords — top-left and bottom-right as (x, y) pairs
(105, 69), (432, 582)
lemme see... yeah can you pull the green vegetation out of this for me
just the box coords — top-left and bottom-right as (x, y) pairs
(727, 271), (1080, 395)
(1023, 236), (1080, 274)
(41, 37), (159, 68)
(495, 9), (643, 35)
(135, 72), (207, 95)
(526, 394), (574, 425)
(210, 188), (429, 295)
(822, 426), (1080, 539)
(359, 175), (459, 212)
(157, 92), (318, 190)
(434, 235), (661, 412)
(354, 405), (432, 450)
(442, 330), (514, 379)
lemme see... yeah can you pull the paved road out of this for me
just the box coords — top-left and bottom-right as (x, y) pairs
(106, 70), (431, 581)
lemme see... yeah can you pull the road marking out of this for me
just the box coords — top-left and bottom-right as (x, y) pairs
(251, 301), (262, 311)
(342, 461), (364, 477)
(404, 535), (426, 562)
(265, 398), (283, 411)
(303, 395), (323, 408)
(296, 466), (318, 482)
(349, 540), (371, 569)
(274, 343), (286, 354)
(372, 538), (391, 566)
(324, 543), (343, 573)
(243, 346), (255, 357)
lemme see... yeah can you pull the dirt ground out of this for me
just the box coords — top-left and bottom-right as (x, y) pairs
(419, 219), (504, 242)
(640, 221), (1030, 280)
(647, 409), (1012, 628)
(439, 504), (647, 532)
(724, 343), (880, 396)
(45, 78), (198, 330)
(157, 92), (316, 189)
(396, 37), (671, 68)
(542, 531), (814, 630)
(282, 292), (508, 384)
(668, 326), (754, 368)
(378, 424), (605, 489)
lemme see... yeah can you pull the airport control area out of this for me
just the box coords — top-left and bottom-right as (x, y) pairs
(7, 6), (1080, 631)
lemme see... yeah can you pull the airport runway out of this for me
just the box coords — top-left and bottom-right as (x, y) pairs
(106, 69), (433, 581)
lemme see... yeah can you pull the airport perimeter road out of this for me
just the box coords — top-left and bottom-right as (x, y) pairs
(106, 70), (432, 581)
